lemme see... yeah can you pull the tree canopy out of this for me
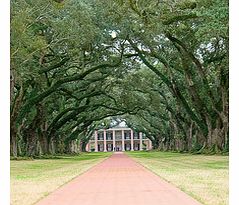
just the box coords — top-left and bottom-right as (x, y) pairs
(10, 0), (228, 157)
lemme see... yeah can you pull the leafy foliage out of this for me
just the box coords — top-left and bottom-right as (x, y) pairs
(10, 0), (228, 156)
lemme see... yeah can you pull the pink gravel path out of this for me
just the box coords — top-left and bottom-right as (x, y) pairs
(36, 152), (202, 205)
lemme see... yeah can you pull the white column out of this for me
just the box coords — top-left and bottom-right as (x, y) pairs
(113, 130), (116, 151)
(121, 129), (125, 151)
(95, 130), (98, 152)
(103, 129), (107, 152)
(139, 132), (143, 151)
(86, 143), (90, 152)
(130, 129), (134, 151)
(89, 142), (91, 152)
(149, 139), (152, 150)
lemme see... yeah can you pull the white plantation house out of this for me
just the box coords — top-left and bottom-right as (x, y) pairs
(86, 125), (152, 152)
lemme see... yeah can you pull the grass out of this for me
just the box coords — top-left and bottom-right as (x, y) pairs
(126, 151), (228, 205)
(11, 152), (111, 205)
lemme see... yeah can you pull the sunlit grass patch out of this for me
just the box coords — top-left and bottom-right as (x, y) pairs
(127, 151), (228, 205)
(11, 152), (111, 205)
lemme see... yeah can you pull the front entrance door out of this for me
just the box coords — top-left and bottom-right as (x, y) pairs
(116, 144), (122, 151)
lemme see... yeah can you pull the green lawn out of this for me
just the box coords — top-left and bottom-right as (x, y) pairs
(11, 152), (111, 205)
(126, 151), (228, 205)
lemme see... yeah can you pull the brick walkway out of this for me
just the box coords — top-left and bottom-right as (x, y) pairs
(36, 152), (202, 205)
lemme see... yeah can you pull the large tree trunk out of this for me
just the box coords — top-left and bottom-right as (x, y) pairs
(10, 125), (17, 157)
(39, 133), (49, 155)
(80, 140), (87, 152)
(46, 138), (56, 155)
(38, 122), (49, 154)
(25, 129), (37, 157)
(206, 116), (213, 149)
(10, 83), (26, 157)
(24, 104), (44, 157)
